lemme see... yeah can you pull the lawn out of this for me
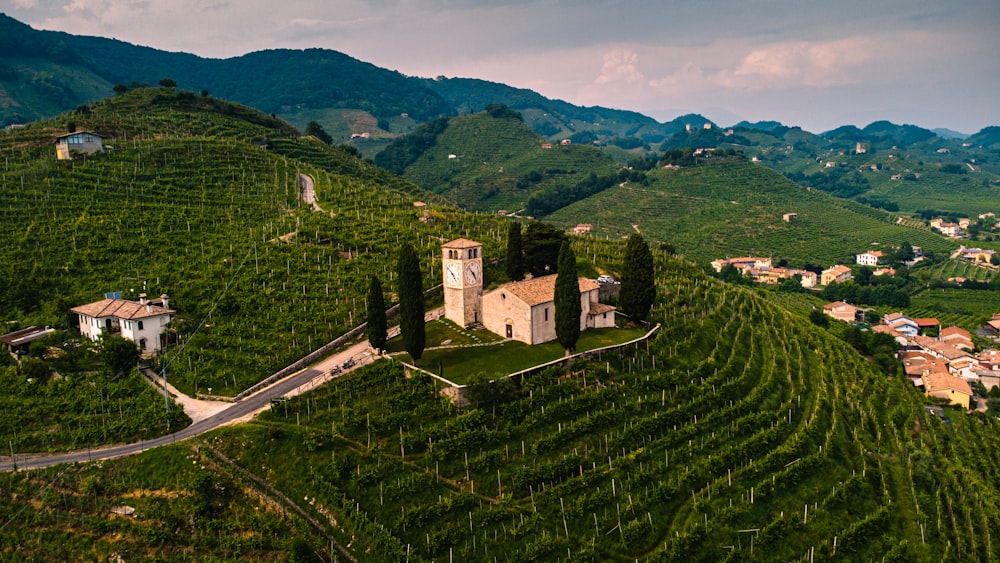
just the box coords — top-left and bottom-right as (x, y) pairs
(389, 325), (649, 385)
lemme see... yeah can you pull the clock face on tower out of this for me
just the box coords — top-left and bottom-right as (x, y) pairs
(446, 263), (461, 286)
(465, 261), (481, 285)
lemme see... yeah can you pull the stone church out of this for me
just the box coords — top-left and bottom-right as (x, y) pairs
(442, 238), (616, 345)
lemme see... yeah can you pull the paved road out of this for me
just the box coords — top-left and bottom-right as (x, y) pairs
(1, 307), (445, 472)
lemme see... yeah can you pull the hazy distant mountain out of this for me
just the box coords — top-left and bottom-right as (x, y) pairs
(423, 76), (681, 143)
(931, 128), (968, 140)
(731, 120), (786, 133)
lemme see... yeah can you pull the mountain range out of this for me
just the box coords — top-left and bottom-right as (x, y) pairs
(1, 12), (990, 150)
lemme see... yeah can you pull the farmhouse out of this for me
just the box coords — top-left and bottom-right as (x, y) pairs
(782, 213), (798, 223)
(71, 294), (174, 355)
(55, 131), (105, 160)
(442, 239), (615, 345)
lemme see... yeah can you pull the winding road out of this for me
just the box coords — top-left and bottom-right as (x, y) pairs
(1, 308), (445, 472)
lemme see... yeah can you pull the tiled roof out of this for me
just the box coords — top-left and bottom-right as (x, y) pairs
(910, 335), (972, 361)
(442, 238), (481, 249)
(494, 275), (599, 307)
(940, 326), (972, 340)
(588, 302), (617, 315)
(923, 372), (972, 396)
(71, 298), (174, 320)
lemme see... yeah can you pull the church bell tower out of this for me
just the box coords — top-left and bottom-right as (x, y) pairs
(442, 238), (483, 328)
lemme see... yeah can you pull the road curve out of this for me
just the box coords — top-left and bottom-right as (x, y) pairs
(1, 308), (445, 472)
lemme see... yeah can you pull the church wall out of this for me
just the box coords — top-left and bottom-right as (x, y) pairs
(482, 289), (536, 344)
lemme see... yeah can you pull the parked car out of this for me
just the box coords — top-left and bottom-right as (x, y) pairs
(597, 275), (615, 284)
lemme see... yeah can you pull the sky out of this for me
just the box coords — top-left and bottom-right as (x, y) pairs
(5, 0), (1000, 134)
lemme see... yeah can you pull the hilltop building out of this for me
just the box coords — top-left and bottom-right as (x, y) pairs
(441, 238), (615, 345)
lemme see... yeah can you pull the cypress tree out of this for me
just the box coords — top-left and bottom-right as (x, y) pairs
(397, 243), (426, 361)
(554, 241), (581, 356)
(366, 275), (387, 353)
(620, 233), (656, 322)
(505, 222), (525, 281)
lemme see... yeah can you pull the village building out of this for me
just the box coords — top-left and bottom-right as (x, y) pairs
(884, 312), (918, 336)
(710, 257), (771, 273)
(914, 318), (941, 335)
(820, 264), (853, 286)
(923, 372), (973, 409)
(442, 239), (615, 345)
(959, 247), (997, 264)
(55, 131), (105, 160)
(982, 314), (1000, 338)
(782, 212), (797, 223)
(71, 293), (174, 355)
(823, 301), (859, 323)
(940, 326), (974, 351)
(855, 251), (885, 267)
(936, 223), (962, 237)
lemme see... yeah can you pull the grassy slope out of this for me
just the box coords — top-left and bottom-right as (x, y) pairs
(397, 112), (619, 212)
(546, 159), (960, 266)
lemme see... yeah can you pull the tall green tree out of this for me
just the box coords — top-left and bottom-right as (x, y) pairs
(366, 275), (388, 353)
(397, 243), (425, 361)
(523, 221), (567, 276)
(619, 233), (656, 322)
(305, 121), (333, 145)
(554, 241), (581, 356)
(505, 222), (525, 281)
(101, 335), (140, 379)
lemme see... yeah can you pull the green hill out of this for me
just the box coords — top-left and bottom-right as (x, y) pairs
(3, 88), (1000, 561)
(4, 240), (1000, 560)
(546, 159), (961, 266)
(0, 87), (506, 452)
(375, 107), (622, 213)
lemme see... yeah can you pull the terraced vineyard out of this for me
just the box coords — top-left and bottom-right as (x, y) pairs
(0, 89), (509, 451)
(163, 251), (1000, 561)
(546, 160), (958, 266)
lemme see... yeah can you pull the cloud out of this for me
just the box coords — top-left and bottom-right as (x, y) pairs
(722, 37), (873, 88)
(594, 49), (645, 85)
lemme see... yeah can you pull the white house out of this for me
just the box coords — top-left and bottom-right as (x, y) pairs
(71, 294), (174, 354)
(856, 251), (885, 267)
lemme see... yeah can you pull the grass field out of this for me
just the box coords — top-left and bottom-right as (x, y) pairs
(390, 324), (648, 384)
